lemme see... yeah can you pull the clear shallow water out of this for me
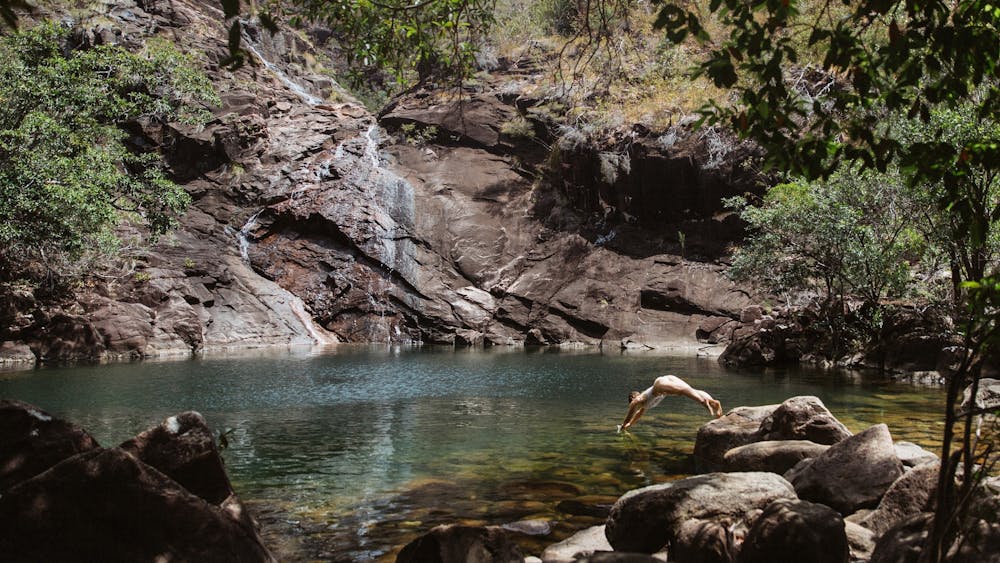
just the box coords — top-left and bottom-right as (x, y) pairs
(0, 346), (945, 561)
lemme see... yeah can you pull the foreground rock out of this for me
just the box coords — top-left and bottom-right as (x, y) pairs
(693, 405), (778, 472)
(784, 424), (904, 515)
(857, 462), (938, 536)
(120, 411), (235, 505)
(694, 396), (849, 473)
(0, 399), (99, 490)
(672, 519), (738, 563)
(737, 499), (848, 563)
(754, 396), (852, 445)
(0, 447), (274, 562)
(0, 402), (273, 562)
(722, 440), (830, 474)
(604, 472), (796, 553)
(870, 496), (1000, 563)
(396, 524), (524, 563)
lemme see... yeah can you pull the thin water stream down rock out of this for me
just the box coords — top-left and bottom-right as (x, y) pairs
(1, 0), (766, 363)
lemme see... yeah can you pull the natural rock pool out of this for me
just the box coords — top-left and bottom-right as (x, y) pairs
(0, 347), (945, 561)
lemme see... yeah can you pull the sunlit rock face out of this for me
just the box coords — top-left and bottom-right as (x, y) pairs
(4, 0), (765, 361)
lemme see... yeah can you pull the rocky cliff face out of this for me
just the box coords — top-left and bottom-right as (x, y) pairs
(1, 0), (764, 363)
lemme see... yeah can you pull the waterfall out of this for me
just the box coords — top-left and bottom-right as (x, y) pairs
(241, 34), (324, 106)
(324, 123), (420, 344)
(238, 210), (263, 264)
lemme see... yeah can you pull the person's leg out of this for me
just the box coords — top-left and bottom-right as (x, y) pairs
(654, 375), (722, 417)
(693, 389), (724, 417)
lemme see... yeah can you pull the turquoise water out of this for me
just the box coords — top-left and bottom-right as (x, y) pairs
(0, 346), (945, 560)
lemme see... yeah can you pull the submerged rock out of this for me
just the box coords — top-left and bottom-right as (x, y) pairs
(396, 524), (524, 563)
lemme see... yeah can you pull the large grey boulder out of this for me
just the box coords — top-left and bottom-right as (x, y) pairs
(893, 441), (938, 468)
(0, 399), (99, 491)
(694, 405), (779, 472)
(857, 462), (938, 536)
(396, 524), (524, 563)
(784, 424), (904, 515)
(737, 499), (848, 563)
(605, 472), (796, 554)
(722, 440), (830, 474)
(755, 396), (853, 445)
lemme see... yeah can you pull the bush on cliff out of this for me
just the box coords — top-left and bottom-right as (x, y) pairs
(0, 22), (218, 287)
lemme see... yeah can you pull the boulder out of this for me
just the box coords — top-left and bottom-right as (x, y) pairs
(396, 524), (524, 563)
(672, 519), (736, 563)
(952, 490), (1000, 563)
(737, 498), (848, 563)
(605, 472), (796, 554)
(869, 513), (930, 563)
(540, 525), (612, 563)
(894, 441), (938, 468)
(755, 396), (852, 445)
(857, 462), (938, 536)
(961, 378), (1000, 415)
(694, 405), (779, 472)
(0, 399), (99, 491)
(0, 447), (274, 562)
(119, 411), (234, 505)
(844, 521), (876, 561)
(0, 341), (35, 363)
(784, 424), (904, 515)
(871, 493), (1000, 563)
(722, 440), (830, 474)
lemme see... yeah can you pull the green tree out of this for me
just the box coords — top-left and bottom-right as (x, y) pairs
(654, 0), (1000, 559)
(893, 104), (1000, 303)
(727, 165), (922, 352)
(0, 23), (218, 285)
(220, 0), (496, 83)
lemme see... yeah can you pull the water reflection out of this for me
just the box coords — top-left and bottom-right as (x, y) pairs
(0, 346), (946, 561)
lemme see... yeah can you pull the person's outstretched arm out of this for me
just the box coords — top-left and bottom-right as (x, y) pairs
(620, 404), (645, 431)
